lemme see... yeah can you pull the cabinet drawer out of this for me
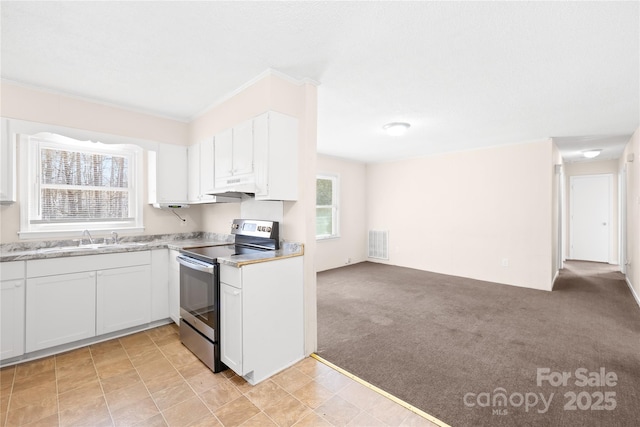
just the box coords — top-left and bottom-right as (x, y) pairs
(220, 263), (241, 288)
(0, 261), (25, 281)
(27, 251), (151, 278)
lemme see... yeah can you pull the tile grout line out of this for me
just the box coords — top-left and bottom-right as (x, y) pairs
(119, 329), (174, 427)
(3, 367), (15, 427)
(151, 329), (230, 426)
(89, 344), (116, 427)
(281, 367), (339, 427)
(311, 354), (451, 427)
(54, 356), (61, 427)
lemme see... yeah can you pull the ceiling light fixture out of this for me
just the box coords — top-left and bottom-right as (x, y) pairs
(383, 122), (411, 136)
(582, 149), (602, 159)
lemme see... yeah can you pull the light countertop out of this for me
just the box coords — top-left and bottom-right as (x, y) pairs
(0, 232), (303, 265)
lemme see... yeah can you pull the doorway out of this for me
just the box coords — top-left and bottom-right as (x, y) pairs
(569, 174), (613, 263)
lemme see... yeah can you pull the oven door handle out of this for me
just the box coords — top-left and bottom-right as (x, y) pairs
(176, 255), (215, 274)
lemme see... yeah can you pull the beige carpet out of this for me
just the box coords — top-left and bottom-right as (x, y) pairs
(317, 261), (640, 427)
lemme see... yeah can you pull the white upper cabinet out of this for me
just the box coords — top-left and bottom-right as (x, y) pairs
(188, 138), (217, 203)
(212, 111), (298, 200)
(187, 143), (201, 203)
(148, 143), (188, 204)
(232, 120), (254, 177)
(200, 137), (216, 194)
(214, 124), (255, 190)
(214, 128), (233, 184)
(253, 111), (298, 201)
(0, 118), (16, 204)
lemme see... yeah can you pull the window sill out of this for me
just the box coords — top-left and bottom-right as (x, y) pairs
(317, 235), (341, 241)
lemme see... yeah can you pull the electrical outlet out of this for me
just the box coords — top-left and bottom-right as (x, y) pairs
(501, 258), (509, 267)
(346, 258), (351, 264)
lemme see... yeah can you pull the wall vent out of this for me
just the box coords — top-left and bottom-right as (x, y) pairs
(368, 230), (389, 260)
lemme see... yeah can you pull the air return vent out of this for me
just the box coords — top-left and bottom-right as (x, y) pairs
(368, 230), (389, 260)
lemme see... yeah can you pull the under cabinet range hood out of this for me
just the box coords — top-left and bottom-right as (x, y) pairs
(152, 203), (190, 209)
(208, 174), (258, 196)
(206, 185), (256, 197)
(152, 194), (242, 209)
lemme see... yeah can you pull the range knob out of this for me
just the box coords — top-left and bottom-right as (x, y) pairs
(266, 227), (271, 233)
(257, 226), (263, 231)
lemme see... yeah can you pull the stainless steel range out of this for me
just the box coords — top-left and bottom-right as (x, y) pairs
(176, 219), (279, 372)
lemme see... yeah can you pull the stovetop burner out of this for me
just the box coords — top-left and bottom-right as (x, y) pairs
(180, 244), (268, 264)
(179, 219), (279, 264)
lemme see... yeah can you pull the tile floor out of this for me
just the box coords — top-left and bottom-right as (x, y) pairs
(0, 324), (438, 427)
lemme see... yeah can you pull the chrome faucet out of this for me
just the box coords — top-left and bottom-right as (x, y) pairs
(81, 229), (94, 245)
(111, 231), (119, 244)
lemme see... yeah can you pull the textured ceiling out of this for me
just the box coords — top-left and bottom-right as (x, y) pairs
(1, 1), (638, 163)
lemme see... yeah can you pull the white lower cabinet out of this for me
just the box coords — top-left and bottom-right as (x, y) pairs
(96, 265), (151, 335)
(150, 249), (169, 322)
(25, 251), (151, 353)
(26, 272), (96, 352)
(168, 249), (180, 325)
(1, 261), (26, 360)
(220, 283), (243, 373)
(220, 257), (304, 384)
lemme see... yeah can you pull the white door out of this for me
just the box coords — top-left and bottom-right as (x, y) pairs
(570, 174), (612, 262)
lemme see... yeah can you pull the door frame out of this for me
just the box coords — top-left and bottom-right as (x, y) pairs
(620, 166), (627, 273)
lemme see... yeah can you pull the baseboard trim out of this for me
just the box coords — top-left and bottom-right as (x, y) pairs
(311, 353), (451, 427)
(626, 277), (640, 309)
(551, 269), (560, 290)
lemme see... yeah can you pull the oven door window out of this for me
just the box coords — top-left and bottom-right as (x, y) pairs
(180, 263), (218, 333)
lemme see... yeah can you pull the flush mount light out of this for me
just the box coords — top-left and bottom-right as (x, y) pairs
(383, 122), (411, 136)
(583, 149), (602, 159)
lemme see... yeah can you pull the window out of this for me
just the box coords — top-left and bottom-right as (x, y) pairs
(316, 174), (339, 239)
(20, 132), (143, 237)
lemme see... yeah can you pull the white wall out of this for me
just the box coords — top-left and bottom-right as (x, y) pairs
(366, 139), (555, 291)
(316, 154), (367, 272)
(620, 127), (640, 304)
(0, 82), (201, 243)
(563, 159), (619, 264)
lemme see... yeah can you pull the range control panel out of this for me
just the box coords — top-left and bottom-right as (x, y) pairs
(231, 219), (279, 240)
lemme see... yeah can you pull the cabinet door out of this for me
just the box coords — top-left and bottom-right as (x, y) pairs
(156, 143), (188, 203)
(187, 143), (201, 202)
(96, 265), (151, 335)
(26, 272), (96, 352)
(0, 118), (16, 204)
(233, 120), (254, 176)
(168, 249), (181, 325)
(150, 250), (169, 322)
(252, 113), (269, 197)
(200, 137), (215, 195)
(1, 279), (25, 360)
(215, 128), (233, 182)
(254, 111), (299, 201)
(220, 282), (243, 375)
(242, 257), (304, 382)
